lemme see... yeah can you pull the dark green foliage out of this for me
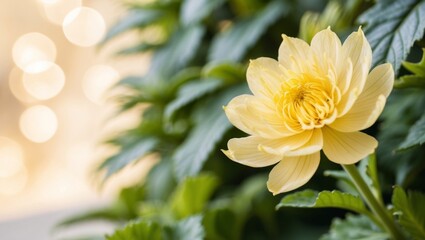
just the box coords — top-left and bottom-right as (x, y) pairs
(358, 0), (425, 72)
(378, 90), (425, 185)
(100, 138), (158, 178)
(399, 112), (425, 150)
(396, 49), (425, 88)
(170, 174), (219, 219)
(148, 24), (206, 78)
(59, 0), (425, 239)
(208, 0), (288, 62)
(106, 220), (166, 240)
(172, 84), (248, 180)
(278, 190), (368, 215)
(321, 214), (388, 240)
(165, 78), (224, 119)
(173, 215), (205, 240)
(180, 0), (225, 26)
(102, 9), (163, 43)
(392, 186), (425, 239)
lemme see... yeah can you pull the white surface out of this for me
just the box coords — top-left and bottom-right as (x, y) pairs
(0, 204), (116, 240)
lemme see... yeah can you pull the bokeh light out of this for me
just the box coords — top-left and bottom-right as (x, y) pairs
(19, 105), (58, 143)
(8, 67), (37, 103)
(82, 65), (120, 105)
(40, 0), (82, 25)
(0, 167), (28, 196)
(62, 7), (106, 47)
(12, 32), (56, 73)
(22, 62), (65, 100)
(0, 137), (25, 178)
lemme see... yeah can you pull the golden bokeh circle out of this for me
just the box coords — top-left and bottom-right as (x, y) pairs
(12, 32), (56, 73)
(62, 7), (106, 47)
(22, 62), (65, 100)
(19, 105), (58, 143)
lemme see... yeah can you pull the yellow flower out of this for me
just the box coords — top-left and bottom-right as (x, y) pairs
(222, 27), (394, 195)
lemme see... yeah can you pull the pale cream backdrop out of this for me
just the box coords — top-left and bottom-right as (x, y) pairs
(0, 0), (155, 225)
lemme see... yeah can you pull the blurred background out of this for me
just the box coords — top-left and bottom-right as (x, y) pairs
(0, 0), (153, 236)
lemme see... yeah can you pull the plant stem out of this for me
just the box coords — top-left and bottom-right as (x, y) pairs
(341, 164), (405, 240)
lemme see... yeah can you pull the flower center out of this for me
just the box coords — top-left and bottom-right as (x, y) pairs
(274, 73), (337, 131)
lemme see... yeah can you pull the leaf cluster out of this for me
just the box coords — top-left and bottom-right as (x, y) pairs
(57, 0), (425, 239)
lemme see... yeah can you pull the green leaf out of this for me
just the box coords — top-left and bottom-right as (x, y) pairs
(231, 174), (269, 219)
(172, 84), (249, 180)
(99, 137), (158, 178)
(118, 185), (146, 217)
(116, 76), (144, 88)
(145, 158), (176, 201)
(116, 42), (161, 55)
(378, 89), (425, 185)
(324, 170), (352, 186)
(299, 1), (347, 43)
(277, 190), (368, 215)
(168, 67), (203, 92)
(165, 78), (223, 119)
(204, 175), (268, 240)
(358, 0), (425, 72)
(149, 25), (205, 78)
(403, 48), (425, 76)
(358, 154), (382, 202)
(323, 170), (357, 194)
(56, 207), (126, 228)
(202, 62), (246, 84)
(395, 49), (425, 88)
(138, 201), (168, 222)
(103, 9), (163, 43)
(398, 112), (425, 150)
(106, 220), (165, 240)
(321, 214), (388, 240)
(173, 215), (205, 240)
(395, 75), (425, 88)
(180, 0), (225, 26)
(208, 0), (288, 62)
(392, 186), (425, 239)
(170, 174), (219, 219)
(204, 206), (238, 240)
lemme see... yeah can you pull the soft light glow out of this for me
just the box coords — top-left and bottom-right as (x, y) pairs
(22, 62), (65, 100)
(0, 167), (28, 196)
(9, 67), (37, 103)
(82, 65), (120, 104)
(63, 7), (106, 47)
(20, 105), (58, 143)
(12, 32), (56, 73)
(0, 137), (25, 178)
(41, 0), (82, 25)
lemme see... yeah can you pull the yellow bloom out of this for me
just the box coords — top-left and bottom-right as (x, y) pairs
(222, 28), (394, 195)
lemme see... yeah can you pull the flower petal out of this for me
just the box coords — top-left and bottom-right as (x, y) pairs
(363, 63), (394, 98)
(267, 152), (320, 195)
(224, 94), (296, 138)
(259, 130), (313, 156)
(335, 87), (360, 117)
(285, 128), (323, 156)
(278, 35), (311, 72)
(247, 57), (285, 100)
(337, 28), (372, 94)
(223, 136), (281, 167)
(322, 127), (378, 165)
(311, 27), (341, 74)
(330, 63), (394, 132)
(336, 57), (353, 96)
